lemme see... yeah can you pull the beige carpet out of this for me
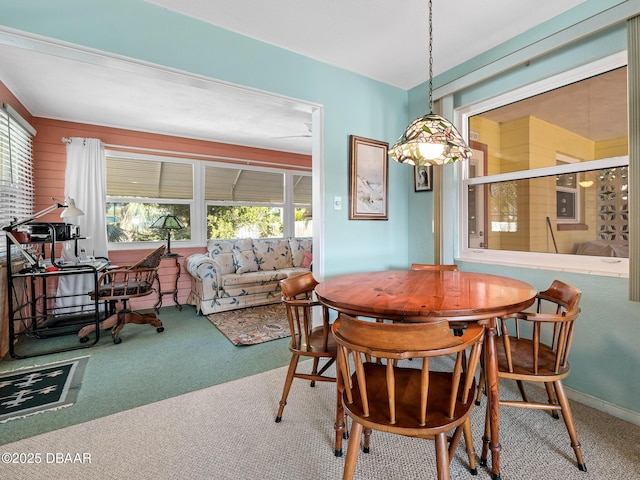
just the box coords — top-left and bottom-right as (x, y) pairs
(2, 360), (639, 479)
(206, 303), (290, 345)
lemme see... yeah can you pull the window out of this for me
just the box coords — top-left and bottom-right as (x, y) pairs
(460, 63), (629, 274)
(105, 153), (312, 246)
(106, 155), (193, 244)
(204, 164), (311, 239)
(0, 104), (35, 254)
(555, 155), (580, 224)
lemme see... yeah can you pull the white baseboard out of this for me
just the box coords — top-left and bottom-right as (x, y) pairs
(565, 386), (640, 426)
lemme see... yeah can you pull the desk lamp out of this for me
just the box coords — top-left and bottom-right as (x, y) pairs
(150, 214), (184, 257)
(2, 197), (84, 271)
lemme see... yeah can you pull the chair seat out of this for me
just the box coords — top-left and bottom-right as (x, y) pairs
(496, 337), (571, 379)
(344, 365), (476, 434)
(289, 325), (337, 356)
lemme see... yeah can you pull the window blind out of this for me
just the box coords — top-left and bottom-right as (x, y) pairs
(0, 105), (35, 253)
(205, 165), (284, 203)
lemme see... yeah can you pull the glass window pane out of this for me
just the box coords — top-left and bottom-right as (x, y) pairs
(106, 202), (191, 243)
(205, 165), (284, 203)
(467, 166), (628, 257)
(469, 67), (628, 176)
(293, 174), (312, 204)
(206, 205), (283, 239)
(106, 157), (193, 199)
(295, 207), (312, 237)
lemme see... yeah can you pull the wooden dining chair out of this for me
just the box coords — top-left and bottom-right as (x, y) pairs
(478, 279), (587, 472)
(275, 272), (337, 424)
(333, 313), (485, 480)
(410, 263), (459, 271)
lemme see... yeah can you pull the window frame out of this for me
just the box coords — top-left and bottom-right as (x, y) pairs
(456, 54), (629, 277)
(105, 151), (311, 250)
(105, 151), (196, 251)
(204, 161), (311, 239)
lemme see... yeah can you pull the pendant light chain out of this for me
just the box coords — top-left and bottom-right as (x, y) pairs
(388, 0), (472, 165)
(428, 0), (433, 114)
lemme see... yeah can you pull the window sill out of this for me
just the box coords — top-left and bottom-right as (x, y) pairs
(459, 249), (628, 278)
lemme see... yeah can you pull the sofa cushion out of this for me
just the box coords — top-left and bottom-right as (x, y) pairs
(221, 270), (288, 287)
(224, 282), (281, 297)
(217, 252), (236, 274)
(254, 239), (292, 271)
(233, 250), (258, 274)
(207, 238), (253, 256)
(289, 237), (312, 267)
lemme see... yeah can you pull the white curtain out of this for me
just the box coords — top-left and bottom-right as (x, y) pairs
(56, 138), (108, 311)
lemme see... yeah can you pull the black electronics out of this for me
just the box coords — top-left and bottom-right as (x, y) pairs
(28, 222), (79, 241)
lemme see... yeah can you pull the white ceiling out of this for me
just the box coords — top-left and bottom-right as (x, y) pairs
(0, 1), (587, 155)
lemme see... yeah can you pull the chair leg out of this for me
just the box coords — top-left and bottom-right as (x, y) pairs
(516, 380), (528, 402)
(554, 380), (587, 472)
(545, 382), (560, 419)
(275, 354), (300, 422)
(435, 432), (451, 480)
(461, 419), (478, 475)
(310, 357), (320, 387)
(475, 366), (486, 406)
(480, 398), (491, 467)
(362, 427), (372, 453)
(110, 301), (164, 344)
(343, 420), (363, 480)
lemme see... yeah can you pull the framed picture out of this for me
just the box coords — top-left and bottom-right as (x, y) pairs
(349, 135), (389, 220)
(414, 165), (433, 192)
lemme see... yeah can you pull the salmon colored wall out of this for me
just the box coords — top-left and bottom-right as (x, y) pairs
(2, 82), (310, 313)
(31, 118), (310, 310)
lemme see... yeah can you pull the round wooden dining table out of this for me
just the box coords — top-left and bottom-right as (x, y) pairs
(316, 269), (538, 480)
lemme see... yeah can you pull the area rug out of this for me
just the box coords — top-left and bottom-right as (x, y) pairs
(0, 356), (89, 423)
(207, 303), (290, 346)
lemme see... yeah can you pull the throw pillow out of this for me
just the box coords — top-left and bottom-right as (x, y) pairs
(216, 252), (235, 274)
(301, 251), (313, 269)
(289, 238), (312, 267)
(254, 239), (292, 270)
(233, 250), (258, 274)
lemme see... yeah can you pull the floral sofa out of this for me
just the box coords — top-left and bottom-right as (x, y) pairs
(185, 237), (312, 315)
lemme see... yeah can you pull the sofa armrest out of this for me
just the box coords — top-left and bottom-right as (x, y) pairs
(185, 253), (225, 298)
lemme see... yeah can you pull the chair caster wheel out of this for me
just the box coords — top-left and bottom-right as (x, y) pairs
(157, 326), (164, 333)
(113, 337), (122, 345)
(79, 336), (89, 343)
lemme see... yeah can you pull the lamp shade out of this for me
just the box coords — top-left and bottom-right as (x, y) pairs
(389, 113), (473, 166)
(150, 214), (184, 230)
(60, 197), (84, 218)
(151, 214), (184, 257)
(389, 0), (472, 167)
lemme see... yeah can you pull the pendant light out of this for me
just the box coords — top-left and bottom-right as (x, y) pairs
(389, 0), (472, 166)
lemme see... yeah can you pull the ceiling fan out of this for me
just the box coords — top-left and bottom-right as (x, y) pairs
(272, 122), (312, 139)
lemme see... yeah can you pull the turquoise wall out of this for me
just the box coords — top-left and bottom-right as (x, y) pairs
(0, 0), (412, 277)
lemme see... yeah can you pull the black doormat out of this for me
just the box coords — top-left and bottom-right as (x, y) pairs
(0, 356), (89, 423)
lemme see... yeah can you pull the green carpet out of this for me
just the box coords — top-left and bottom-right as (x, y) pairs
(0, 305), (292, 445)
